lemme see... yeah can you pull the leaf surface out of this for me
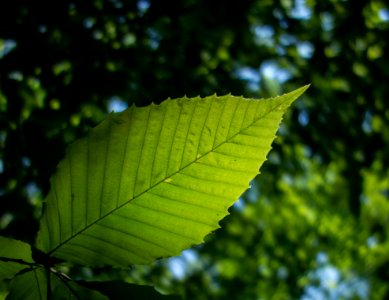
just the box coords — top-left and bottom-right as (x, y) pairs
(6, 268), (47, 300)
(37, 86), (308, 266)
(0, 236), (33, 281)
(52, 280), (108, 300)
(6, 267), (108, 300)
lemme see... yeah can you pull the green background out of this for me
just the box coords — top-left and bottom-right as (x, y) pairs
(1, 0), (388, 299)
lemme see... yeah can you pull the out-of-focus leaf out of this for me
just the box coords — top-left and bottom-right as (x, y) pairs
(78, 280), (182, 300)
(6, 267), (108, 300)
(6, 268), (46, 300)
(0, 236), (33, 281)
(52, 279), (108, 300)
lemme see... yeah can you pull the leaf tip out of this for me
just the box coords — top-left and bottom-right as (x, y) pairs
(273, 84), (310, 110)
(290, 84), (310, 100)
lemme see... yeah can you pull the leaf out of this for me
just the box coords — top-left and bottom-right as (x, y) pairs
(0, 236), (33, 281)
(6, 268), (47, 300)
(6, 267), (108, 300)
(52, 280), (108, 300)
(36, 86), (308, 266)
(77, 280), (182, 300)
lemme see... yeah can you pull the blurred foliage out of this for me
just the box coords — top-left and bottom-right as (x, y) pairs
(0, 0), (389, 299)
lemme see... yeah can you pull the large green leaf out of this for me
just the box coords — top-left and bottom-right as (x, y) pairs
(0, 236), (33, 281)
(51, 279), (108, 300)
(6, 268), (47, 300)
(37, 86), (308, 266)
(6, 267), (108, 300)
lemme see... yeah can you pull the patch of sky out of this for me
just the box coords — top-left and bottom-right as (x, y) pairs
(366, 236), (378, 248)
(378, 8), (389, 21)
(0, 39), (17, 59)
(268, 150), (281, 165)
(38, 25), (47, 33)
(233, 181), (260, 211)
(316, 252), (328, 264)
(303, 145), (313, 158)
(167, 249), (200, 279)
(234, 67), (260, 91)
(83, 17), (95, 29)
(273, 9), (289, 29)
(362, 111), (372, 133)
(277, 122), (288, 138)
(147, 28), (161, 49)
(182, 248), (198, 263)
(246, 180), (260, 203)
(298, 109), (309, 126)
(8, 71), (23, 81)
(301, 252), (370, 300)
(21, 156), (31, 168)
(26, 182), (42, 207)
(277, 266), (289, 280)
(25, 182), (40, 199)
(137, 0), (150, 15)
(168, 256), (187, 279)
(321, 12), (334, 31)
(290, 0), (312, 20)
(280, 33), (297, 46)
(108, 96), (128, 112)
(297, 41), (314, 59)
(0, 160), (3, 173)
(253, 25), (275, 47)
(359, 193), (369, 205)
(233, 197), (246, 211)
(276, 45), (286, 55)
(282, 173), (294, 186)
(260, 60), (291, 83)
(381, 188), (389, 198)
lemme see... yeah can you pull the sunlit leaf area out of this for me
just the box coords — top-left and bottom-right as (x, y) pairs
(36, 90), (305, 270)
(1, 0), (389, 299)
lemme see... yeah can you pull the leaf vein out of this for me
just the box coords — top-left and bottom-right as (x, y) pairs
(113, 211), (198, 243)
(150, 105), (166, 185)
(99, 116), (113, 216)
(165, 102), (182, 178)
(130, 201), (215, 227)
(179, 171), (246, 189)
(118, 106), (133, 205)
(94, 220), (182, 253)
(179, 100), (197, 169)
(149, 189), (225, 212)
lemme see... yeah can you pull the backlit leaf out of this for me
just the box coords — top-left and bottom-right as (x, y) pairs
(36, 86), (308, 266)
(6, 268), (47, 300)
(0, 236), (33, 281)
(6, 267), (108, 300)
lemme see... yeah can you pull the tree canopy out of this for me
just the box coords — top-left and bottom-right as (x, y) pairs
(1, 0), (388, 299)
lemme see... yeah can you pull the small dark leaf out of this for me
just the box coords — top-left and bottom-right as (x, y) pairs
(77, 280), (182, 300)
